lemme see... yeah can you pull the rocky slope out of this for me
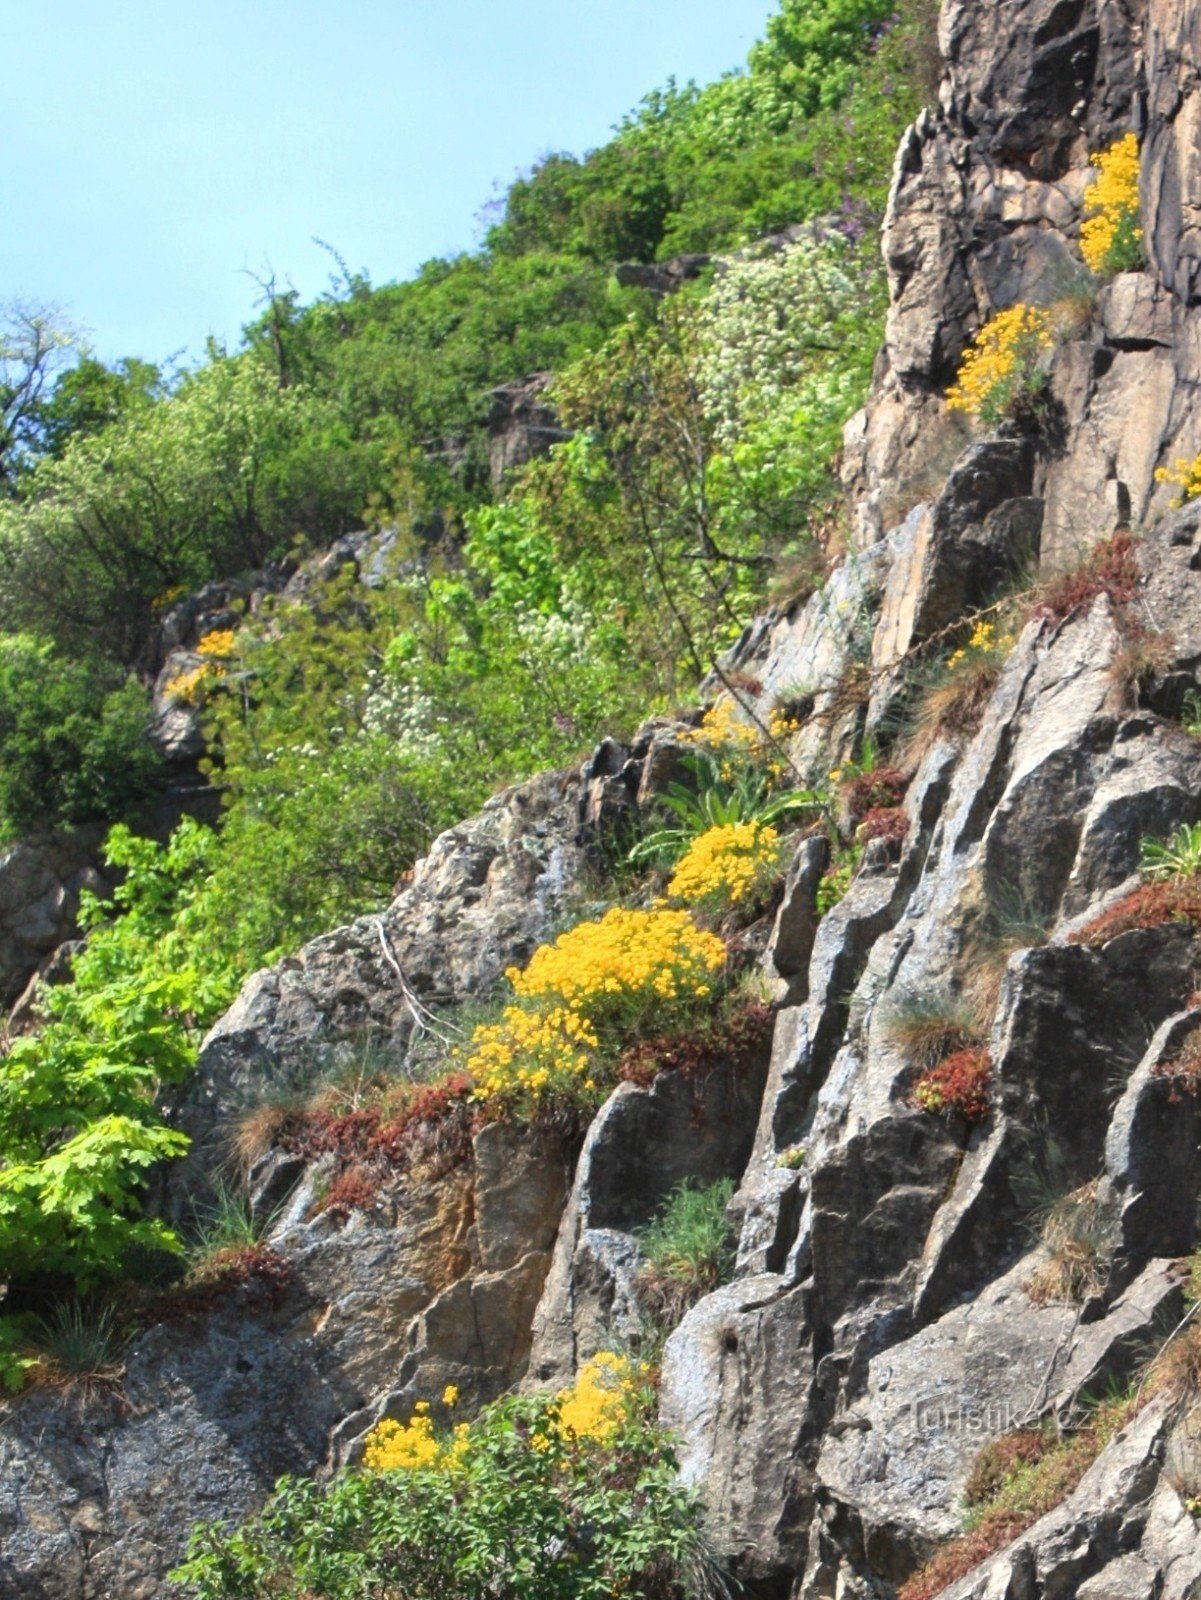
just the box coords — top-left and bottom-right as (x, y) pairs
(10, 0), (1201, 1595)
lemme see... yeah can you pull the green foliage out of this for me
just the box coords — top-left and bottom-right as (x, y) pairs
(753, 0), (901, 117)
(816, 839), (861, 916)
(629, 751), (821, 870)
(173, 1382), (717, 1600)
(193, 557), (646, 969)
(1181, 687), (1201, 736)
(0, 821), (238, 1299)
(33, 353), (163, 457)
(1140, 821), (1201, 882)
(490, 0), (933, 265)
(0, 634), (162, 840)
(0, 357), (378, 662)
(637, 1178), (736, 1290)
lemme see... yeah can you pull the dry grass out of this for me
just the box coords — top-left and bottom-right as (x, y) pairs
(1153, 1032), (1201, 1101)
(1109, 630), (1177, 707)
(903, 655), (1005, 766)
(882, 990), (982, 1071)
(230, 1098), (304, 1174)
(965, 883), (1052, 1022)
(1026, 1180), (1111, 1306)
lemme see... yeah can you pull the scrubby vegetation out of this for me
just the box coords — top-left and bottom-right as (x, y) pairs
(0, 0), (940, 1522)
(174, 1352), (721, 1599)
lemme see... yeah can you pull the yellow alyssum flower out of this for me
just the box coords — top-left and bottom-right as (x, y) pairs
(507, 906), (725, 1019)
(667, 821), (783, 909)
(946, 304), (1054, 418)
(196, 628), (236, 658)
(442, 1384), (459, 1407)
(555, 1352), (644, 1443)
(363, 1410), (443, 1471)
(1156, 452), (1201, 507)
(464, 907), (724, 1109)
(466, 1004), (600, 1106)
(165, 662), (222, 705)
(1081, 133), (1142, 276)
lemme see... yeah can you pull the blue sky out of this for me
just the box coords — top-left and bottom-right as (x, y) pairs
(4, 1), (775, 365)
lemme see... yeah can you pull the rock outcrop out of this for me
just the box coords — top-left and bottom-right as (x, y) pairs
(16, 1), (1201, 1597)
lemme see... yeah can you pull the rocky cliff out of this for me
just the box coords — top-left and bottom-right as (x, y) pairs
(10, 1), (1201, 1596)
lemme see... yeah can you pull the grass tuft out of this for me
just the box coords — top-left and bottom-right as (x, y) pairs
(635, 1178), (736, 1330)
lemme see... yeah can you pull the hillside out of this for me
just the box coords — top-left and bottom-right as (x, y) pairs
(8, 0), (1201, 1597)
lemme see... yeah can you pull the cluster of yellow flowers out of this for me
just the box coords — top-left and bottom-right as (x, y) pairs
(196, 628), (236, 658)
(510, 906), (725, 1020)
(165, 662), (218, 705)
(164, 632), (237, 703)
(946, 617), (1011, 672)
(363, 1386), (467, 1472)
(465, 907), (725, 1109)
(362, 1359), (643, 1476)
(667, 821), (783, 910)
(680, 700), (802, 781)
(151, 584), (187, 613)
(555, 1352), (646, 1442)
(945, 304), (1054, 418)
(1155, 452), (1201, 507)
(1081, 133), (1142, 276)
(467, 1004), (600, 1105)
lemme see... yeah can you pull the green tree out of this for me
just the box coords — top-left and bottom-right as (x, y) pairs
(0, 634), (163, 841)
(0, 356), (377, 662)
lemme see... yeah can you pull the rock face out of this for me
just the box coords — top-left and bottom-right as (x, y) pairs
(0, 829), (108, 1008)
(19, 2), (1201, 1597)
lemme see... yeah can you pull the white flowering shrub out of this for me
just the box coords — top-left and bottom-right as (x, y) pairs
(696, 233), (885, 553)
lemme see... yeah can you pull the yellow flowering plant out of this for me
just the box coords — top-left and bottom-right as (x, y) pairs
(165, 662), (221, 706)
(177, 1351), (707, 1598)
(1080, 133), (1142, 276)
(667, 819), (785, 913)
(1155, 451), (1201, 507)
(464, 906), (727, 1112)
(196, 629), (237, 658)
(946, 304), (1055, 424)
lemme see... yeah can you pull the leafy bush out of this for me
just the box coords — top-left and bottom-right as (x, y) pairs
(0, 358), (376, 663)
(174, 1353), (718, 1600)
(0, 823), (238, 1316)
(1080, 134), (1142, 277)
(0, 634), (162, 841)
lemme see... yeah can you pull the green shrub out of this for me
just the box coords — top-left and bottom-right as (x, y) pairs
(173, 1363), (719, 1599)
(0, 822), (238, 1312)
(0, 359), (377, 663)
(0, 634), (162, 841)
